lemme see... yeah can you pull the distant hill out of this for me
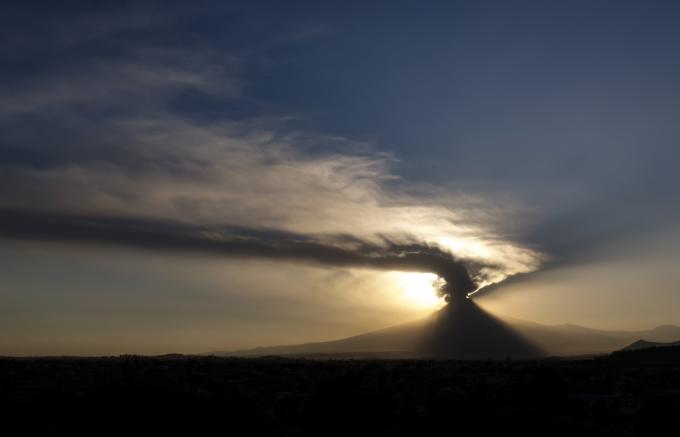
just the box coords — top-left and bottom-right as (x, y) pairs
(605, 344), (680, 366)
(213, 304), (680, 359)
(510, 321), (680, 356)
(621, 339), (680, 351)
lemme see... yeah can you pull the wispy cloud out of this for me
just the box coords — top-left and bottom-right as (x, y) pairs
(0, 3), (542, 295)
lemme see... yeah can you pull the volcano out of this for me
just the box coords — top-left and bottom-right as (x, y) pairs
(218, 298), (544, 360)
(218, 299), (539, 359)
(217, 300), (680, 359)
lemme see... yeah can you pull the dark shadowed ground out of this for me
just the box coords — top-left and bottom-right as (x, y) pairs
(2, 348), (680, 436)
(417, 299), (542, 359)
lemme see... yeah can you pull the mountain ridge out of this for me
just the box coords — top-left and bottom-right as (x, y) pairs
(622, 339), (680, 351)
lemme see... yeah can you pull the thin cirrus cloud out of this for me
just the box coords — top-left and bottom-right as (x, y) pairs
(0, 113), (542, 293)
(0, 3), (542, 307)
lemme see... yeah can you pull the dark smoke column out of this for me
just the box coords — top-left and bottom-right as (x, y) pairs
(435, 261), (477, 303)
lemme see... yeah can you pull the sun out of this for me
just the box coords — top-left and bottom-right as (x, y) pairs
(393, 272), (446, 309)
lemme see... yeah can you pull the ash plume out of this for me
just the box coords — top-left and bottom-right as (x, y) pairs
(0, 209), (480, 300)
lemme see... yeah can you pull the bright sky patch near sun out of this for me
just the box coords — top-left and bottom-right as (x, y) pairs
(392, 272), (446, 309)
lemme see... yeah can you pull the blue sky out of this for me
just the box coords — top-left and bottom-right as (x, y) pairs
(2, 1), (680, 354)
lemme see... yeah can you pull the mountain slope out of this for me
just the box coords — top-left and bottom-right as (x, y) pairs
(221, 316), (429, 357)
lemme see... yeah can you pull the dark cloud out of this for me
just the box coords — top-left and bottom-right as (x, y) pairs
(0, 209), (480, 300)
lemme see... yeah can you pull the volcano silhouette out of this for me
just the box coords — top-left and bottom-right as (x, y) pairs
(416, 299), (542, 359)
(219, 301), (680, 359)
(222, 300), (542, 359)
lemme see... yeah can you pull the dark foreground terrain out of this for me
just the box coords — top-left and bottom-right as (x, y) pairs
(3, 347), (680, 436)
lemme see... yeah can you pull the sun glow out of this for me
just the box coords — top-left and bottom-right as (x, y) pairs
(393, 272), (445, 309)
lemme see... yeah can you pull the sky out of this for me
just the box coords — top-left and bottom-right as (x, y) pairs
(2, 1), (680, 355)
